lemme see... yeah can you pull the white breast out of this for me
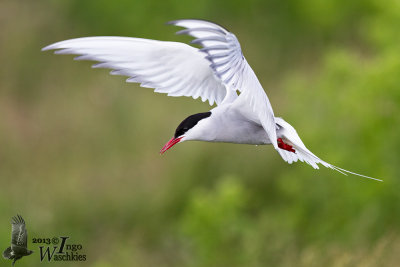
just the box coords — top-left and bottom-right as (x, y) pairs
(183, 105), (271, 145)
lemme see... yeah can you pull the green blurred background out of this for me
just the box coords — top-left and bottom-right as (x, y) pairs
(1, 0), (399, 266)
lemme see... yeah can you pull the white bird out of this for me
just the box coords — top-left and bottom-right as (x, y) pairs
(42, 19), (381, 181)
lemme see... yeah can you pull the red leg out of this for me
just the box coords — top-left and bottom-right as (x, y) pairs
(277, 138), (296, 153)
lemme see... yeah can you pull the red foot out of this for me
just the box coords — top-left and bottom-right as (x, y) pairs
(277, 138), (296, 153)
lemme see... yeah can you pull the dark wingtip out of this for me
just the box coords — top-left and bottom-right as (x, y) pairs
(42, 43), (54, 51)
(166, 20), (178, 25)
(11, 214), (25, 224)
(176, 29), (190, 35)
(190, 39), (201, 44)
(18, 215), (25, 224)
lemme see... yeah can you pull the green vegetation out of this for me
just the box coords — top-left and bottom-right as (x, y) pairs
(1, 0), (399, 266)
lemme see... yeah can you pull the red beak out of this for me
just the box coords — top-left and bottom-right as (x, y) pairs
(160, 137), (183, 154)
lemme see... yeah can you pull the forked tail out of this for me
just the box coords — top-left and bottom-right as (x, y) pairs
(275, 117), (382, 182)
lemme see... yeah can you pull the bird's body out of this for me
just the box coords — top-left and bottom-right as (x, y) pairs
(43, 19), (380, 181)
(185, 105), (271, 145)
(3, 215), (33, 266)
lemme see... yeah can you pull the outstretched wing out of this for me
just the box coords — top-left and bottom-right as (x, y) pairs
(275, 118), (381, 181)
(11, 215), (28, 249)
(43, 37), (227, 106)
(168, 19), (278, 148)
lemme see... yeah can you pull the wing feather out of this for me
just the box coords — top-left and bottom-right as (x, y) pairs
(11, 215), (27, 249)
(43, 37), (227, 106)
(169, 19), (278, 148)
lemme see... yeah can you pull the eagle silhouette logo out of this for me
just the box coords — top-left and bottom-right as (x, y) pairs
(2, 215), (33, 266)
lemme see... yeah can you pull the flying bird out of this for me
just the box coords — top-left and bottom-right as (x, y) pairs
(2, 215), (33, 266)
(42, 19), (380, 181)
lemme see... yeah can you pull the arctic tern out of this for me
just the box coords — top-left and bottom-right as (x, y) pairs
(42, 19), (381, 181)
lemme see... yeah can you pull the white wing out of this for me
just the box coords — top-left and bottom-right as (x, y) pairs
(168, 19), (278, 149)
(275, 118), (382, 181)
(42, 37), (227, 106)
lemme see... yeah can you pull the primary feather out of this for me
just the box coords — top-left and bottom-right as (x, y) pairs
(43, 37), (226, 106)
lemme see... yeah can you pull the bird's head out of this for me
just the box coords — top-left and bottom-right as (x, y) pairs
(160, 112), (212, 154)
(27, 250), (34, 255)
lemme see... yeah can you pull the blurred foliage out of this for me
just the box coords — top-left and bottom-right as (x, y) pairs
(1, 0), (399, 266)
